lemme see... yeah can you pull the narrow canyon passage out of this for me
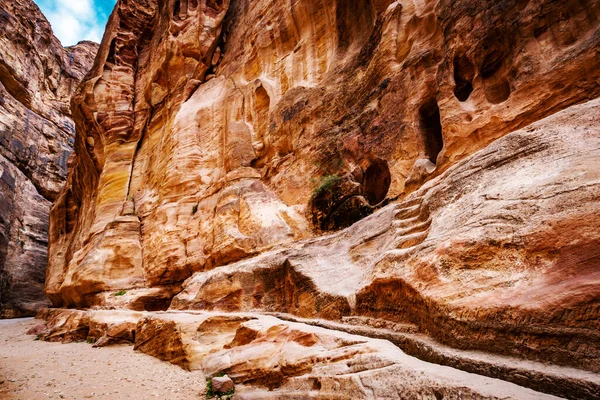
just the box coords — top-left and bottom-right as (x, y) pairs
(0, 0), (599, 398)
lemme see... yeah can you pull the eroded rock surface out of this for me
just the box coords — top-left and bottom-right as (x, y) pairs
(48, 0), (600, 304)
(44, 0), (600, 398)
(35, 309), (572, 399)
(172, 98), (600, 376)
(0, 0), (98, 317)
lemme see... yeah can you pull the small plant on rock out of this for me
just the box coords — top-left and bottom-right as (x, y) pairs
(311, 174), (341, 199)
(114, 290), (127, 296)
(205, 378), (214, 399)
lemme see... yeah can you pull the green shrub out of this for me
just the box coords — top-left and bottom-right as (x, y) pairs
(114, 290), (127, 296)
(312, 174), (341, 199)
(205, 379), (213, 399)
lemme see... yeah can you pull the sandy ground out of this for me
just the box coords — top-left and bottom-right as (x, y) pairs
(0, 318), (206, 399)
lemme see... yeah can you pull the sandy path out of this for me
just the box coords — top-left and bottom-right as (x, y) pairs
(0, 318), (206, 399)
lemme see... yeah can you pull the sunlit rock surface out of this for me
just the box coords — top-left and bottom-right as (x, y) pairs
(0, 0), (97, 317)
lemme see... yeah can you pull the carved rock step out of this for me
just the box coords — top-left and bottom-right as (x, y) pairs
(393, 229), (431, 250)
(393, 203), (423, 220)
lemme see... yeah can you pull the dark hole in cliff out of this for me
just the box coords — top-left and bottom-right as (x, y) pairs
(311, 378), (322, 391)
(363, 159), (391, 205)
(453, 54), (475, 101)
(173, 0), (181, 20)
(131, 296), (171, 312)
(324, 196), (373, 232)
(336, 0), (373, 51)
(106, 38), (117, 65)
(419, 99), (444, 164)
(480, 49), (505, 79)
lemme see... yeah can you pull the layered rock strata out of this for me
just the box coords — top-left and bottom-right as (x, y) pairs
(0, 0), (98, 317)
(172, 98), (600, 375)
(33, 308), (583, 399)
(49, 0), (600, 305)
(45, 0), (600, 398)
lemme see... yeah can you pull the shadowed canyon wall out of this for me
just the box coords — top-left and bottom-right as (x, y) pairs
(0, 0), (97, 317)
(42, 0), (600, 396)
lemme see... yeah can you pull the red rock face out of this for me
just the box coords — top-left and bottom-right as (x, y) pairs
(45, 0), (600, 395)
(0, 0), (98, 317)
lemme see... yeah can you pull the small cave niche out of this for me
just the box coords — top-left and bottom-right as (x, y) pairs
(254, 84), (271, 132)
(419, 99), (444, 164)
(173, 0), (183, 21)
(480, 49), (505, 79)
(484, 78), (511, 104)
(363, 159), (391, 206)
(453, 54), (475, 102)
(479, 45), (512, 104)
(250, 85), (271, 168)
(106, 38), (117, 65)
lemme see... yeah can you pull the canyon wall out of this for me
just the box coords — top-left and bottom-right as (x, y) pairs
(43, 0), (600, 397)
(0, 0), (97, 317)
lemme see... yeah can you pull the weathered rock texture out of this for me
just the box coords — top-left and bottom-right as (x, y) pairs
(35, 308), (578, 399)
(46, 0), (600, 397)
(0, 0), (98, 317)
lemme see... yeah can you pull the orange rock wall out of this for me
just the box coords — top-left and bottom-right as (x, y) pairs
(48, 0), (600, 308)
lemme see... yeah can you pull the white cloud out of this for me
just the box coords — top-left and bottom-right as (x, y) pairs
(56, 0), (94, 19)
(45, 12), (83, 46)
(35, 0), (110, 46)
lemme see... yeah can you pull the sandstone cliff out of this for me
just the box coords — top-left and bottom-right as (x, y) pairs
(43, 0), (600, 398)
(0, 0), (98, 317)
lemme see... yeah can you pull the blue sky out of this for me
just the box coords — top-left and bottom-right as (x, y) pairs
(34, 0), (116, 46)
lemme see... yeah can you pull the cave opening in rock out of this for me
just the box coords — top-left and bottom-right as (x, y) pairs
(173, 0), (181, 20)
(453, 54), (475, 102)
(254, 85), (270, 135)
(106, 38), (117, 65)
(480, 49), (505, 79)
(363, 159), (391, 205)
(419, 99), (444, 164)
